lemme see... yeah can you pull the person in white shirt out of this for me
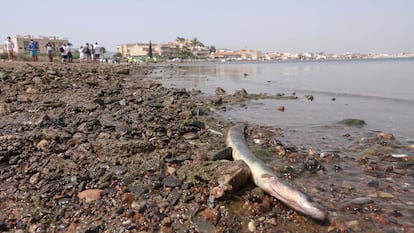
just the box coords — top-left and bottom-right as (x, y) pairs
(46, 42), (54, 62)
(93, 42), (101, 63)
(4, 36), (15, 61)
(79, 46), (85, 63)
(66, 43), (73, 63)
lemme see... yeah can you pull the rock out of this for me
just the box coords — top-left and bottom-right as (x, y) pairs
(109, 165), (128, 175)
(78, 189), (105, 202)
(234, 88), (248, 98)
(377, 191), (394, 198)
(211, 96), (223, 105)
(210, 160), (251, 198)
(211, 147), (233, 161)
(36, 139), (50, 151)
(183, 132), (199, 140)
(192, 216), (216, 233)
(337, 118), (366, 128)
(305, 94), (314, 101)
(376, 132), (395, 140)
(0, 103), (14, 116)
(163, 176), (182, 187)
(196, 208), (220, 224)
(248, 220), (256, 232)
(215, 87), (226, 95)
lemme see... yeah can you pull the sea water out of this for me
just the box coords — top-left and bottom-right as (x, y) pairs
(155, 58), (414, 141)
(149, 58), (414, 230)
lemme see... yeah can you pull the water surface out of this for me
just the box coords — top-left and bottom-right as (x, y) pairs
(156, 59), (414, 140)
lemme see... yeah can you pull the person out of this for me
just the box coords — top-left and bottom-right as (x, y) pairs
(60, 44), (67, 62)
(4, 36), (14, 61)
(79, 46), (85, 63)
(89, 43), (95, 62)
(46, 42), (54, 62)
(66, 43), (73, 63)
(93, 42), (101, 63)
(27, 39), (38, 61)
(84, 43), (91, 63)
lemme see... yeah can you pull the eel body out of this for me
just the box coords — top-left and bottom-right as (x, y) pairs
(226, 123), (328, 221)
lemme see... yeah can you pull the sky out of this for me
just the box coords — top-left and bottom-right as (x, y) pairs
(3, 0), (413, 54)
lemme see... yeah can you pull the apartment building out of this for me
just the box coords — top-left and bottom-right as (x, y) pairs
(117, 42), (180, 58)
(1, 35), (69, 54)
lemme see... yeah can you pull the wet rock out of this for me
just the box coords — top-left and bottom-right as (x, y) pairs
(211, 96), (223, 105)
(337, 118), (366, 128)
(234, 88), (248, 98)
(196, 207), (220, 224)
(376, 132), (395, 140)
(215, 87), (226, 95)
(305, 94), (314, 101)
(192, 216), (216, 233)
(303, 157), (323, 172)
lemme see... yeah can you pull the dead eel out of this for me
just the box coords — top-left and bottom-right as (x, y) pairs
(226, 123), (328, 221)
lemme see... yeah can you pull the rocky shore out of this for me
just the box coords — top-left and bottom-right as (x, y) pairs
(1, 62), (413, 232)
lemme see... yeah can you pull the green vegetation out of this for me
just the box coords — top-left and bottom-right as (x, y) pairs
(337, 118), (366, 128)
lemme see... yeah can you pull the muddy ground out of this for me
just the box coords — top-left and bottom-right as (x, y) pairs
(0, 61), (413, 233)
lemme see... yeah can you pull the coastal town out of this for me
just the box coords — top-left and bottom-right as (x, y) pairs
(2, 34), (414, 63)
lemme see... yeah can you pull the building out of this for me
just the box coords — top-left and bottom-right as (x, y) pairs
(1, 35), (69, 54)
(117, 42), (180, 58)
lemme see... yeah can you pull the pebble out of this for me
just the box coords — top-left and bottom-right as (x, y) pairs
(391, 154), (408, 158)
(162, 176), (182, 187)
(77, 189), (105, 202)
(248, 220), (256, 232)
(377, 191), (394, 198)
(183, 132), (199, 140)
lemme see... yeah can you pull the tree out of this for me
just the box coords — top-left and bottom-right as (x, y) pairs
(191, 38), (200, 49)
(100, 47), (106, 57)
(209, 46), (216, 53)
(176, 36), (186, 43)
(178, 46), (193, 58)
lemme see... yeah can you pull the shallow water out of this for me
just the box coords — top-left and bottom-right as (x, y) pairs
(155, 59), (414, 141)
(148, 60), (414, 231)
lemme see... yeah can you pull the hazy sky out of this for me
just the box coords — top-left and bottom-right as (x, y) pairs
(3, 0), (413, 53)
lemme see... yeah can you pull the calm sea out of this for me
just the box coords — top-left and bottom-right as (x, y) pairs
(154, 58), (414, 141)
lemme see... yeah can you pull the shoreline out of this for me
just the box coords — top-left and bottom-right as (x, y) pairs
(1, 62), (413, 232)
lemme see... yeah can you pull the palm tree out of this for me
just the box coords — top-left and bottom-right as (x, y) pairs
(176, 36), (185, 43)
(191, 38), (200, 49)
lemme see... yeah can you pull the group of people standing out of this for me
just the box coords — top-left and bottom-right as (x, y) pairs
(4, 37), (39, 62)
(3, 36), (102, 64)
(78, 42), (102, 63)
(58, 43), (73, 63)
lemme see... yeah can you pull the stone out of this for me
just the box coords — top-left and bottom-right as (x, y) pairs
(78, 189), (105, 202)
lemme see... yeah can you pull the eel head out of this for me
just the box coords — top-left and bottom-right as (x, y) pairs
(261, 174), (328, 222)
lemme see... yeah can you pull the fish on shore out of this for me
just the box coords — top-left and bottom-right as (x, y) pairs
(226, 123), (328, 221)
